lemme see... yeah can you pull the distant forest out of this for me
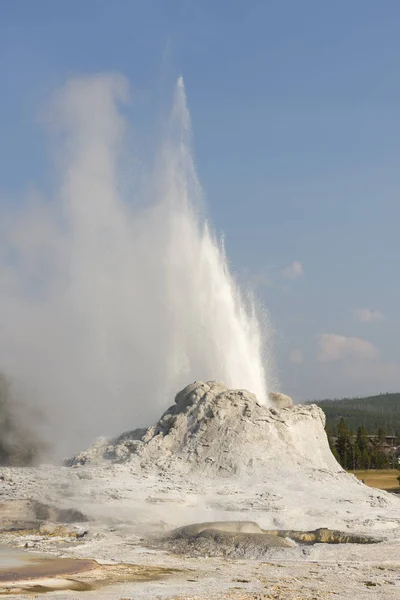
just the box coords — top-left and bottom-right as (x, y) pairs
(310, 393), (400, 437)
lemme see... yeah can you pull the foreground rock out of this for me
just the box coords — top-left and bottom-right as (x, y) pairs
(0, 499), (88, 540)
(170, 521), (265, 537)
(262, 527), (381, 544)
(158, 521), (380, 559)
(158, 521), (293, 558)
(161, 528), (294, 559)
(168, 522), (381, 546)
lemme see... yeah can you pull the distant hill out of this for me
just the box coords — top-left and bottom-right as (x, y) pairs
(310, 393), (400, 436)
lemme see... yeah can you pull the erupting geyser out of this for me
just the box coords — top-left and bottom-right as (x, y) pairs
(0, 75), (272, 457)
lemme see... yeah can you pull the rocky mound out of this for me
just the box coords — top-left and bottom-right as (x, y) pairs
(160, 528), (294, 559)
(157, 521), (380, 559)
(69, 381), (340, 478)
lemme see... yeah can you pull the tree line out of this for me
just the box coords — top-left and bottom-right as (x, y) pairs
(312, 393), (400, 436)
(327, 418), (397, 470)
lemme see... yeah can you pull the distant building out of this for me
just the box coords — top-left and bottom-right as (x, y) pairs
(367, 434), (398, 446)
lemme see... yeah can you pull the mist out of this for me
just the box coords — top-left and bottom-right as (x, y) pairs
(0, 74), (271, 460)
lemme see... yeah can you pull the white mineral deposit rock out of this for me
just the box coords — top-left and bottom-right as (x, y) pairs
(69, 381), (340, 478)
(268, 391), (293, 409)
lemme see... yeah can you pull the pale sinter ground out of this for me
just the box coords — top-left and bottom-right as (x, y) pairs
(0, 381), (399, 599)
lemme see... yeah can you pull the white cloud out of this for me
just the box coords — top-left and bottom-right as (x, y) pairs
(282, 261), (304, 280)
(318, 333), (378, 362)
(290, 349), (304, 364)
(353, 308), (384, 323)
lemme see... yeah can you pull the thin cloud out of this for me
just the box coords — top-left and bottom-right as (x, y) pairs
(353, 308), (384, 323)
(318, 333), (378, 362)
(290, 349), (304, 364)
(282, 261), (304, 281)
(249, 272), (273, 289)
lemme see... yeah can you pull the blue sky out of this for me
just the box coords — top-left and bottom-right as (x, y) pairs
(1, 0), (400, 401)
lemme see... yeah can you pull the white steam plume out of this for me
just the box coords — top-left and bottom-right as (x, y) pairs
(0, 74), (272, 459)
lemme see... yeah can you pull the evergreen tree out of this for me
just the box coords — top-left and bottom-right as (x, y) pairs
(361, 447), (371, 470)
(355, 425), (370, 469)
(356, 425), (369, 453)
(370, 428), (389, 468)
(377, 427), (386, 445)
(354, 443), (362, 470)
(335, 418), (351, 469)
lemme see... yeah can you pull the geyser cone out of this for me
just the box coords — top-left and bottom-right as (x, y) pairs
(0, 75), (271, 458)
(70, 381), (338, 478)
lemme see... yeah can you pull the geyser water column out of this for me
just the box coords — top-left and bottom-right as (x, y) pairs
(0, 74), (271, 456)
(152, 77), (270, 404)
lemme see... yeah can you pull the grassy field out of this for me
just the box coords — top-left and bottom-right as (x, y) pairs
(349, 469), (400, 492)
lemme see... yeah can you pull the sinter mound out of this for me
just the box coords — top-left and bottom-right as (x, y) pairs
(69, 381), (339, 478)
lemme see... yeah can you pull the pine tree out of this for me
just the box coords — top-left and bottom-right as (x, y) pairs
(356, 425), (369, 452)
(355, 425), (370, 469)
(354, 443), (362, 470)
(377, 427), (386, 446)
(361, 448), (371, 470)
(370, 428), (389, 468)
(336, 418), (351, 469)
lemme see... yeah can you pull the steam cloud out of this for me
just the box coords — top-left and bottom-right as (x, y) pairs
(0, 74), (271, 459)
